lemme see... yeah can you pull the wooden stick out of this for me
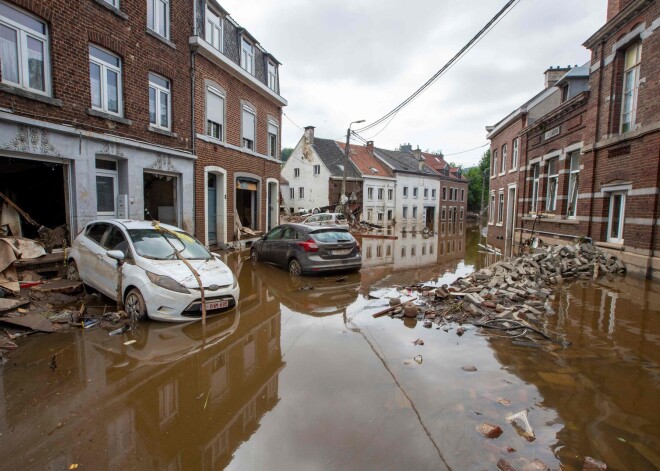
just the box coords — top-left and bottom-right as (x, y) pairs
(0, 190), (40, 227)
(372, 298), (417, 318)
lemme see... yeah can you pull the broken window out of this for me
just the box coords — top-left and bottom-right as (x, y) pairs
(566, 152), (580, 218)
(546, 158), (558, 212)
(144, 172), (177, 225)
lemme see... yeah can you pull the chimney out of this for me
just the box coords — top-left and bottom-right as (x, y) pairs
(607, 0), (633, 21)
(304, 126), (315, 145)
(366, 140), (374, 153)
(413, 147), (422, 160)
(544, 65), (571, 89)
(400, 143), (413, 152)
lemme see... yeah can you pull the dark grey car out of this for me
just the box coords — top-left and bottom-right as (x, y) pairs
(250, 224), (362, 276)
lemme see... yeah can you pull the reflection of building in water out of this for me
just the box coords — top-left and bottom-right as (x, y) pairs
(0, 255), (284, 470)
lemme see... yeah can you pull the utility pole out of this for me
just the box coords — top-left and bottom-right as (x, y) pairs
(340, 119), (365, 207)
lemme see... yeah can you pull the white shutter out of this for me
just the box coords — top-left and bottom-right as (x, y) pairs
(242, 107), (255, 141)
(207, 88), (224, 126)
(268, 121), (278, 136)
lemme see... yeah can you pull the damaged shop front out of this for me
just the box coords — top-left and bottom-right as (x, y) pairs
(0, 115), (195, 246)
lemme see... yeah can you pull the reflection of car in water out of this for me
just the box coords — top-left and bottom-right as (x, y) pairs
(251, 262), (360, 316)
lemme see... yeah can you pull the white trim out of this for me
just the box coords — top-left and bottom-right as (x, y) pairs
(204, 166), (227, 246)
(542, 149), (562, 161)
(89, 44), (123, 117)
(148, 72), (171, 130)
(196, 133), (280, 164)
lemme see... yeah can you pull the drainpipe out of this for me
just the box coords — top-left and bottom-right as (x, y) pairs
(190, 1), (198, 236)
(588, 42), (605, 239)
(649, 152), (660, 276)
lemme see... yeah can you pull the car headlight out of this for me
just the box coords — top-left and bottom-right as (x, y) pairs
(232, 274), (239, 289)
(146, 271), (190, 294)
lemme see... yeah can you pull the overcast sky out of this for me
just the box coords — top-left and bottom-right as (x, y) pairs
(221, 0), (607, 167)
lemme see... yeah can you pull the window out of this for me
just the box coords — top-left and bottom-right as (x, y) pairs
(313, 165), (320, 175)
(241, 104), (255, 150)
(412, 207), (418, 219)
(461, 189), (465, 202)
(422, 245), (426, 256)
(489, 192), (495, 223)
(423, 188), (428, 198)
(401, 246), (406, 257)
(429, 244), (434, 255)
(441, 207), (446, 220)
(148, 73), (170, 130)
(402, 206), (408, 219)
(432, 189), (436, 199)
(147, 0), (169, 39)
(546, 158), (558, 211)
(492, 150), (498, 176)
(512, 138), (519, 168)
(621, 42), (641, 134)
(289, 188), (294, 199)
(386, 244), (391, 256)
(298, 187), (304, 199)
(376, 245), (382, 257)
(377, 188), (384, 200)
(0, 2), (49, 94)
(377, 212), (383, 222)
(403, 187), (408, 197)
(89, 45), (122, 116)
(293, 168), (300, 178)
(268, 120), (278, 158)
(388, 189), (393, 200)
(367, 187), (374, 200)
(460, 207), (464, 220)
(206, 86), (224, 140)
(103, 0), (119, 6)
(267, 61), (277, 92)
(531, 164), (540, 213)
(411, 245), (416, 256)
(442, 187), (446, 200)
(413, 188), (418, 198)
(566, 152), (580, 218)
(96, 159), (118, 216)
(498, 191), (504, 224)
(367, 209), (373, 221)
(501, 145), (507, 173)
(205, 5), (223, 51)
(387, 210), (393, 221)
(607, 192), (626, 243)
(241, 37), (254, 74)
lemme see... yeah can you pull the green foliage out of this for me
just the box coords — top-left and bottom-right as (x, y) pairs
(281, 147), (294, 162)
(465, 149), (490, 212)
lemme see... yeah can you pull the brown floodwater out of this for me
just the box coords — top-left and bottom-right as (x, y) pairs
(0, 224), (658, 470)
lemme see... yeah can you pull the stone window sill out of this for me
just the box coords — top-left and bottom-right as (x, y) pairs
(146, 29), (176, 49)
(92, 0), (128, 20)
(147, 125), (178, 138)
(87, 108), (132, 125)
(0, 83), (62, 107)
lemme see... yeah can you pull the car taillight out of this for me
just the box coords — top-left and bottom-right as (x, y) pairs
(297, 239), (319, 252)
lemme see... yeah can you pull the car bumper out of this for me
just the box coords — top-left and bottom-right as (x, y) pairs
(300, 254), (362, 274)
(139, 283), (240, 322)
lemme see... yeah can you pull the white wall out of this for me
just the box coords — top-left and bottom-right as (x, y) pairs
(394, 174), (441, 234)
(362, 176), (396, 228)
(281, 137), (331, 211)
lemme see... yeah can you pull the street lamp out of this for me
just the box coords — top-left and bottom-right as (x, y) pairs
(340, 119), (365, 205)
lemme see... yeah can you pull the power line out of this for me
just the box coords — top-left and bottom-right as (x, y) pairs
(283, 111), (304, 131)
(443, 143), (489, 156)
(354, 0), (521, 134)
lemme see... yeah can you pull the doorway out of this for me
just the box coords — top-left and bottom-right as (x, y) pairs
(206, 170), (227, 246)
(144, 172), (178, 225)
(236, 179), (258, 230)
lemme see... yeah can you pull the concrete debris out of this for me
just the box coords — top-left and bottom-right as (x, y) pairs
(32, 280), (84, 295)
(477, 423), (503, 438)
(0, 297), (30, 313)
(0, 313), (55, 333)
(461, 365), (478, 372)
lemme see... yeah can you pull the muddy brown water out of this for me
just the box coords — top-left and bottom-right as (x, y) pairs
(0, 224), (658, 470)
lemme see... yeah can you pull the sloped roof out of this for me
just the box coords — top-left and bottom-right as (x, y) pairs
(422, 151), (467, 182)
(335, 142), (394, 179)
(279, 175), (289, 186)
(313, 138), (362, 179)
(374, 148), (438, 177)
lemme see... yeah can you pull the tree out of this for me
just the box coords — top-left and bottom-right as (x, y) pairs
(281, 147), (294, 162)
(465, 149), (490, 213)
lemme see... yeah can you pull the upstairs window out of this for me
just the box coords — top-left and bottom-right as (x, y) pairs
(267, 61), (277, 92)
(268, 119), (278, 158)
(512, 138), (519, 168)
(498, 191), (504, 224)
(431, 189), (436, 199)
(298, 187), (304, 199)
(492, 150), (498, 176)
(206, 86), (225, 140)
(531, 163), (540, 213)
(442, 187), (446, 200)
(423, 188), (428, 198)
(367, 187), (374, 200)
(104, 0), (119, 6)
(501, 144), (507, 173)
(489, 192), (495, 223)
(412, 187), (418, 198)
(148, 73), (170, 130)
(289, 188), (294, 199)
(205, 5), (223, 51)
(377, 188), (384, 200)
(402, 206), (408, 219)
(241, 104), (255, 150)
(388, 189), (393, 200)
(241, 37), (254, 75)
(403, 187), (408, 197)
(313, 165), (320, 175)
(621, 41), (641, 134)
(293, 168), (300, 178)
(461, 189), (465, 202)
(412, 206), (418, 219)
(89, 45), (122, 116)
(546, 158), (558, 211)
(147, 0), (169, 39)
(0, 2), (50, 94)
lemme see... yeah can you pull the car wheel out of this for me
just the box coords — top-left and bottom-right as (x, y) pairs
(288, 258), (302, 277)
(125, 288), (148, 321)
(67, 260), (81, 281)
(250, 248), (259, 264)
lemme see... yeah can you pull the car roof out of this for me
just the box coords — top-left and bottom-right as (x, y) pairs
(283, 223), (349, 232)
(86, 219), (183, 232)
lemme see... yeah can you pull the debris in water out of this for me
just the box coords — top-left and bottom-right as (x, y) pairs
(412, 338), (424, 346)
(497, 458), (517, 471)
(461, 365), (477, 372)
(49, 355), (57, 371)
(123, 339), (137, 345)
(335, 276), (347, 282)
(109, 325), (131, 336)
(506, 410), (535, 441)
(583, 456), (607, 470)
(477, 423), (503, 438)
(0, 313), (55, 333)
(81, 319), (99, 329)
(0, 297), (30, 312)
(423, 320), (432, 328)
(498, 398), (511, 406)
(456, 327), (466, 336)
(413, 354), (422, 364)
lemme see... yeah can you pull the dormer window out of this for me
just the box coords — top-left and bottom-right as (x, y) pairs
(241, 37), (254, 75)
(369, 167), (378, 174)
(205, 4), (223, 52)
(267, 61), (277, 92)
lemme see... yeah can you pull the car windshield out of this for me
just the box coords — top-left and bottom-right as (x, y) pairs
(311, 230), (354, 243)
(127, 229), (211, 260)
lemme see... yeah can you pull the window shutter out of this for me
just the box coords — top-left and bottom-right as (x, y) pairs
(268, 121), (277, 136)
(207, 89), (224, 126)
(242, 107), (255, 141)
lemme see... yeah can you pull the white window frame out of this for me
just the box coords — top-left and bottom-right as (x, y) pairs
(461, 188), (465, 202)
(268, 119), (278, 158)
(423, 188), (428, 198)
(293, 168), (300, 178)
(412, 206), (418, 219)
(403, 186), (408, 197)
(607, 191), (626, 244)
(500, 145), (507, 174)
(267, 61), (277, 92)
(148, 72), (170, 130)
(313, 165), (320, 176)
(377, 212), (383, 222)
(205, 86), (225, 141)
(298, 187), (304, 199)
(489, 191), (495, 223)
(431, 189), (436, 199)
(531, 164), (540, 213)
(492, 150), (498, 177)
(412, 187), (418, 198)
(620, 42), (641, 134)
(89, 44), (122, 117)
(147, 0), (169, 39)
(241, 104), (256, 150)
(402, 206), (408, 219)
(442, 187), (447, 200)
(103, 0), (119, 6)
(289, 188), (294, 199)
(387, 209), (393, 221)
(566, 152), (580, 219)
(0, 1), (51, 95)
(96, 158), (118, 217)
(387, 189), (393, 201)
(497, 191), (504, 224)
(241, 37), (254, 75)
(546, 158), (558, 212)
(377, 188), (384, 200)
(205, 4), (223, 52)
(512, 138), (519, 169)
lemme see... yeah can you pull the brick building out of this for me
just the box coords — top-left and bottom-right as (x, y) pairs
(486, 0), (660, 277)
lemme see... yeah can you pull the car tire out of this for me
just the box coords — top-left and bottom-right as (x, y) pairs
(67, 260), (81, 281)
(288, 258), (302, 277)
(125, 288), (148, 321)
(250, 248), (259, 264)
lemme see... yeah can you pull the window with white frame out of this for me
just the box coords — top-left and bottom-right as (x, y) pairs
(89, 45), (122, 116)
(148, 73), (170, 130)
(387, 209), (393, 221)
(267, 61), (277, 92)
(205, 4), (223, 51)
(367, 209), (373, 221)
(500, 145), (507, 173)
(402, 206), (408, 219)
(412, 206), (418, 219)
(531, 163), (540, 213)
(377, 212), (383, 222)
(268, 119), (278, 158)
(241, 37), (254, 74)
(424, 188), (428, 198)
(621, 42), (641, 134)
(313, 165), (320, 175)
(432, 189), (436, 199)
(241, 104), (255, 150)
(206, 86), (224, 140)
(298, 187), (304, 199)
(103, 0), (119, 6)
(377, 188), (384, 200)
(460, 207), (464, 220)
(512, 138), (519, 168)
(147, 0), (169, 39)
(387, 189), (393, 200)
(367, 187), (374, 200)
(441, 207), (446, 220)
(492, 150), (498, 176)
(566, 152), (580, 218)
(0, 2), (50, 94)
(489, 192), (495, 223)
(412, 187), (418, 198)
(546, 158), (558, 211)
(293, 168), (300, 178)
(289, 188), (294, 199)
(403, 187), (408, 197)
(607, 191), (626, 243)
(498, 191), (504, 224)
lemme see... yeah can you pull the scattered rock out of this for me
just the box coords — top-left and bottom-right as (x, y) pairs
(413, 338), (424, 346)
(456, 327), (466, 336)
(461, 365), (477, 372)
(498, 398), (511, 406)
(497, 458), (519, 471)
(477, 423), (503, 438)
(404, 304), (418, 318)
(389, 298), (402, 307)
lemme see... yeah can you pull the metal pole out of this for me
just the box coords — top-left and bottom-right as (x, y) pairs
(341, 126), (350, 201)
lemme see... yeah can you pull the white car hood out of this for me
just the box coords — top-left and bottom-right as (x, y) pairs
(143, 258), (234, 288)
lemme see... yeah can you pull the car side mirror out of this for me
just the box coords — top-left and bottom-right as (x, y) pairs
(107, 250), (125, 262)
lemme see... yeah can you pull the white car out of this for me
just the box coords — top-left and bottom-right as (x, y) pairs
(303, 213), (350, 230)
(68, 220), (239, 322)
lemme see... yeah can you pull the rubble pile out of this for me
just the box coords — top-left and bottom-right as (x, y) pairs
(373, 241), (626, 346)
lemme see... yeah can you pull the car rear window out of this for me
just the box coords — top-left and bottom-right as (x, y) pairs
(311, 230), (354, 243)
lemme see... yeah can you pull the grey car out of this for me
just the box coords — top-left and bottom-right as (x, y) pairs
(250, 224), (361, 276)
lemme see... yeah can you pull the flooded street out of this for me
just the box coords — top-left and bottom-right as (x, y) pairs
(1, 224), (659, 470)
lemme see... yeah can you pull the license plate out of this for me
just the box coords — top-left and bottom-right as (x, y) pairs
(332, 249), (351, 255)
(205, 300), (229, 310)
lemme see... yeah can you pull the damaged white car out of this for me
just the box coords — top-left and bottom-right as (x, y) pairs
(68, 220), (239, 322)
